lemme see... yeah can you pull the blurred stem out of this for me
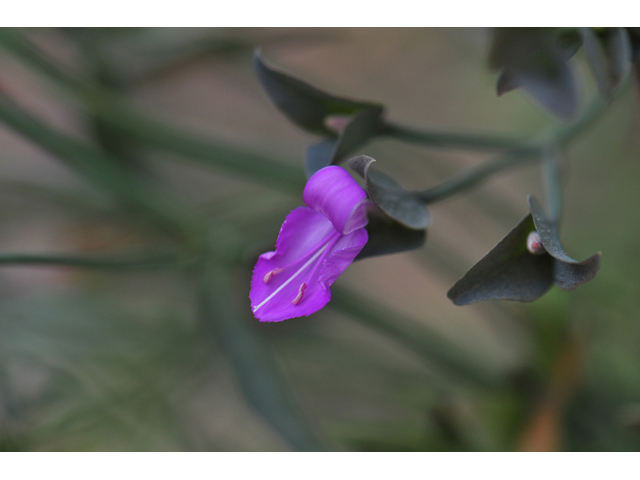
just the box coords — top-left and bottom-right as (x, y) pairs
(418, 95), (609, 204)
(0, 93), (203, 244)
(197, 254), (325, 451)
(384, 120), (522, 151)
(418, 146), (539, 203)
(0, 28), (306, 195)
(542, 145), (563, 226)
(0, 251), (193, 270)
(330, 286), (502, 390)
(69, 28), (145, 173)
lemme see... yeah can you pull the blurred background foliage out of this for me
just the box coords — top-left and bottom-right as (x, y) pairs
(0, 27), (639, 451)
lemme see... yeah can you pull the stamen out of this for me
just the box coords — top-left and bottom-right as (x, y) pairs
(527, 231), (546, 255)
(252, 233), (338, 313)
(263, 267), (285, 284)
(292, 283), (307, 305)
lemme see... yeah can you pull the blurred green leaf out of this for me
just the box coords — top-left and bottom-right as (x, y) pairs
(489, 28), (578, 119)
(349, 155), (430, 230)
(581, 27), (632, 99)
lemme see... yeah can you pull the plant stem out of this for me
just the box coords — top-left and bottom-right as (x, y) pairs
(384, 120), (522, 151)
(418, 146), (539, 203)
(541, 145), (563, 225)
(0, 251), (193, 269)
(418, 95), (610, 204)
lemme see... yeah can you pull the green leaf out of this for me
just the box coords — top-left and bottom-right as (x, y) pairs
(489, 28), (578, 119)
(253, 49), (383, 135)
(447, 214), (554, 306)
(356, 206), (427, 260)
(528, 196), (601, 290)
(305, 107), (384, 176)
(581, 28), (632, 99)
(349, 155), (431, 230)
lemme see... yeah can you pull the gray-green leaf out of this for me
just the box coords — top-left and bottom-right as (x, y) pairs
(447, 214), (554, 306)
(349, 155), (431, 230)
(581, 28), (632, 99)
(356, 206), (427, 260)
(253, 49), (383, 135)
(489, 28), (578, 119)
(528, 196), (601, 290)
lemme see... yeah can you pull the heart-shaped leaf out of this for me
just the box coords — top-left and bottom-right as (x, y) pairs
(581, 28), (632, 99)
(253, 49), (384, 135)
(356, 205), (427, 260)
(447, 214), (554, 306)
(489, 28), (578, 119)
(305, 107), (384, 177)
(528, 196), (601, 290)
(349, 155), (431, 230)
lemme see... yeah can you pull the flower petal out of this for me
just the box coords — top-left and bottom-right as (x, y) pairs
(303, 166), (368, 235)
(250, 206), (368, 322)
(319, 228), (368, 287)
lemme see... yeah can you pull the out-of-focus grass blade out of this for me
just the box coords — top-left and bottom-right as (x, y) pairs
(0, 28), (305, 195)
(198, 259), (325, 451)
(0, 93), (199, 239)
(330, 286), (502, 390)
(0, 251), (192, 270)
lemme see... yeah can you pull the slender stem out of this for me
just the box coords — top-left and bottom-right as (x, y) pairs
(0, 251), (194, 270)
(418, 146), (539, 203)
(384, 120), (522, 151)
(418, 94), (611, 204)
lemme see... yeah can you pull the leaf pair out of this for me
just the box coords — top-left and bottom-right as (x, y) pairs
(447, 196), (600, 306)
(489, 28), (632, 119)
(489, 28), (581, 119)
(253, 50), (385, 177)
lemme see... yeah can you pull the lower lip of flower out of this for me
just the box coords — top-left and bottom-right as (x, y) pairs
(252, 230), (342, 313)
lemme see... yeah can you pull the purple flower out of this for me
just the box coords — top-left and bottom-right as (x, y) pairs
(250, 166), (369, 322)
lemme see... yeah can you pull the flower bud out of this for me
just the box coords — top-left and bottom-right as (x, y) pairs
(527, 231), (546, 255)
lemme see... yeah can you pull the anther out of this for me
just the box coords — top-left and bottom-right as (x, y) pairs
(527, 231), (546, 255)
(263, 267), (285, 284)
(292, 283), (307, 305)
